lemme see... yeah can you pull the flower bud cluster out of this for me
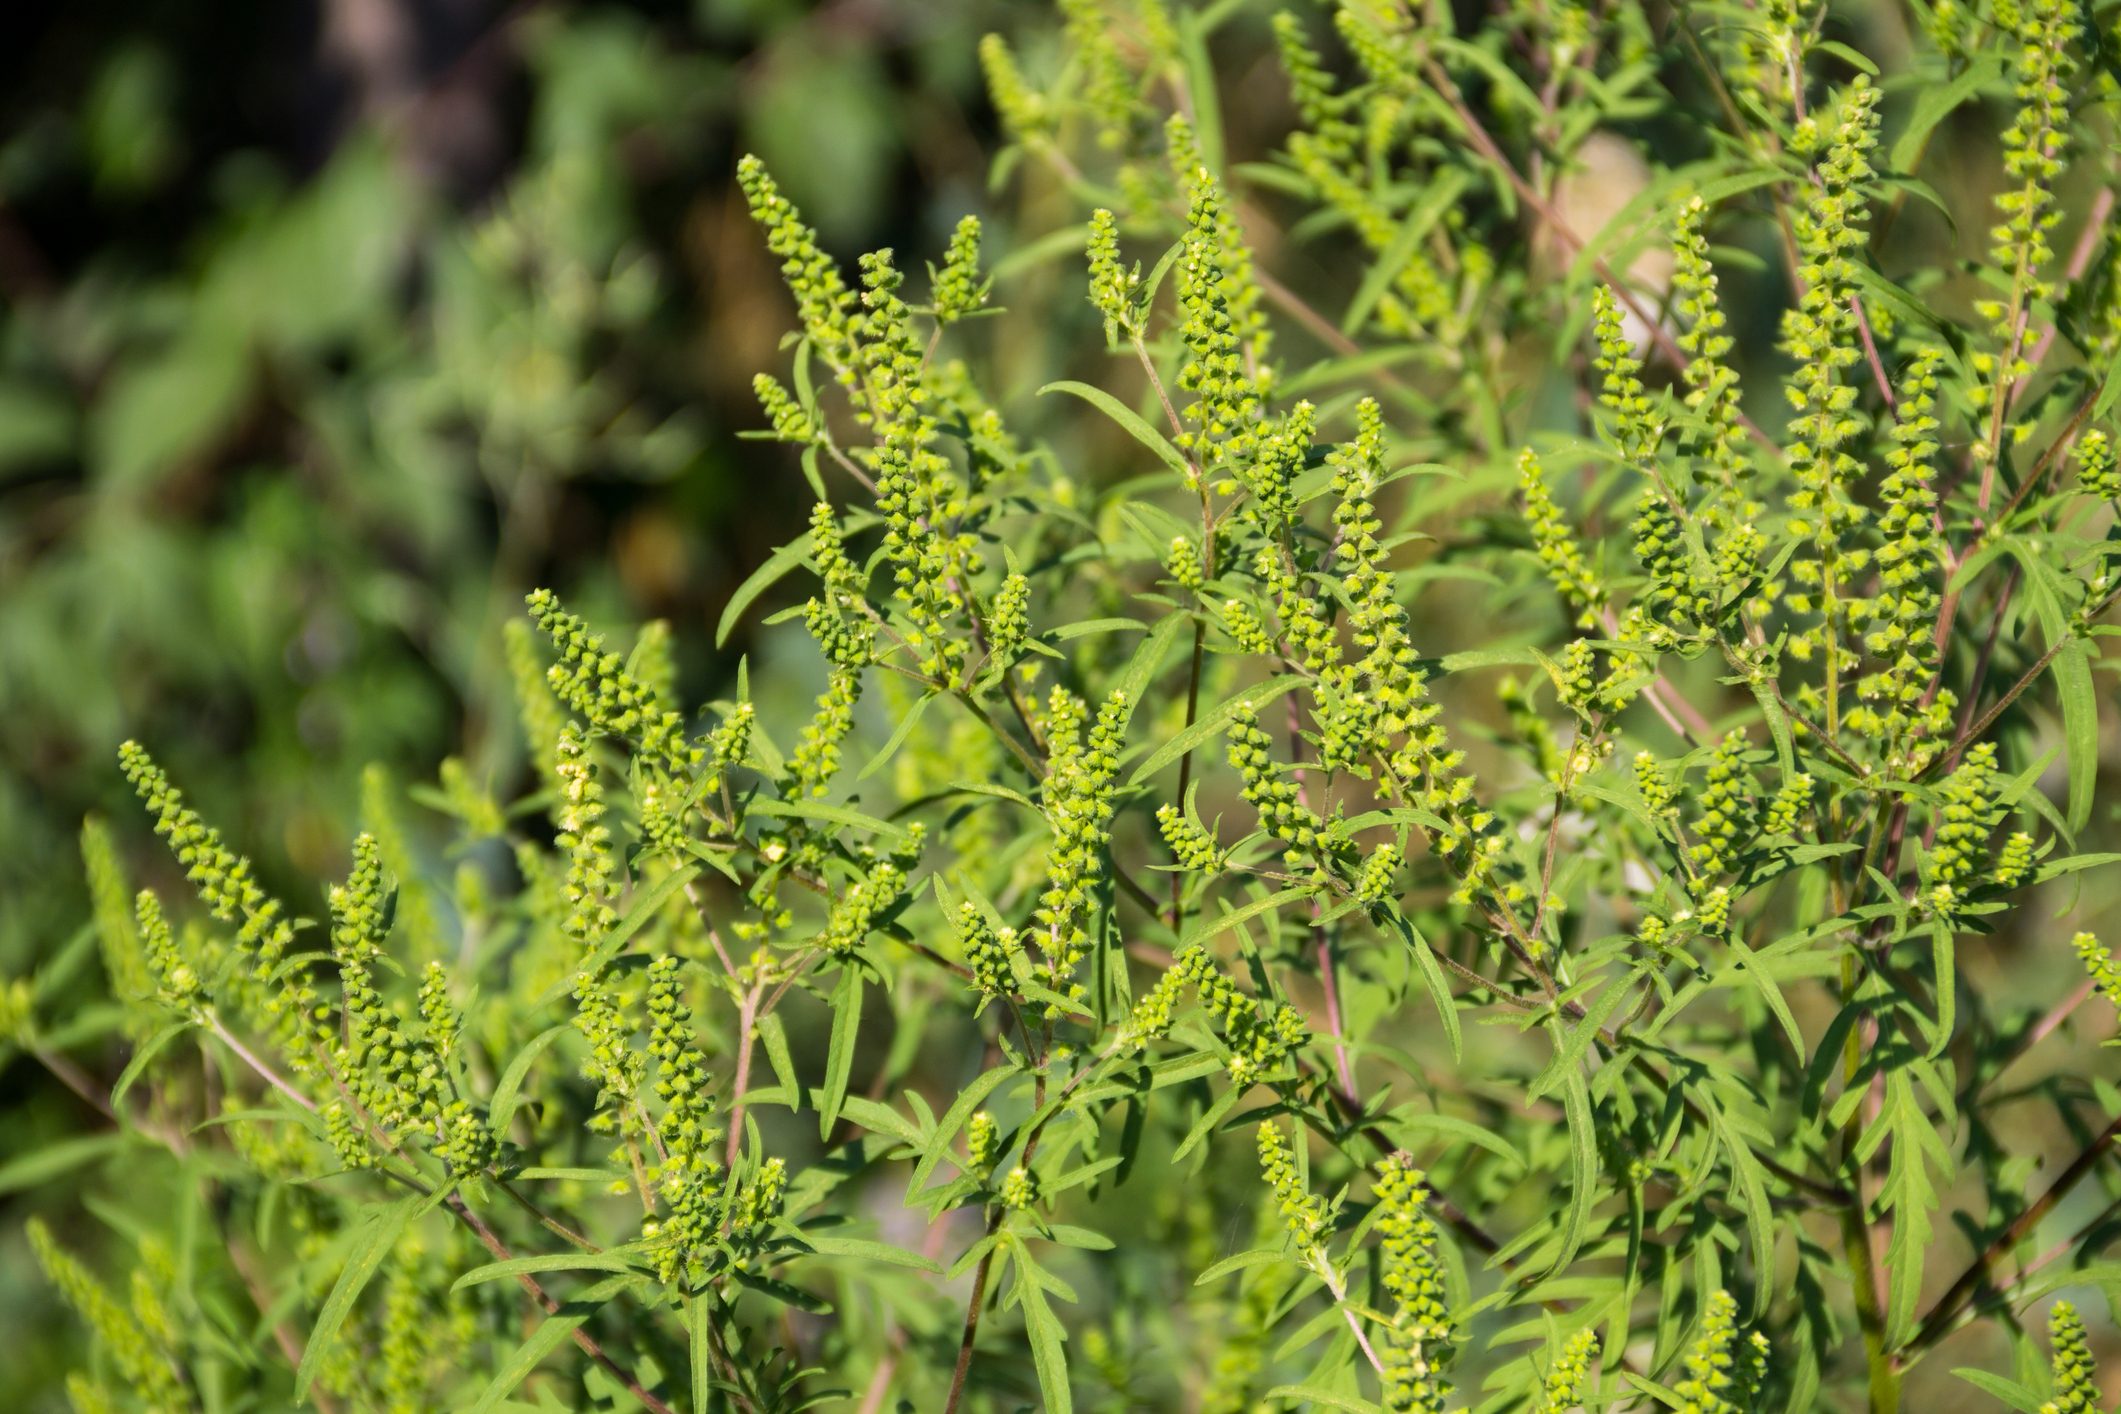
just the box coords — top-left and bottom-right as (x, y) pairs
(1924, 742), (2003, 914)
(1086, 208), (1144, 342)
(1975, 0), (2079, 430)
(1228, 702), (1326, 857)
(1375, 1154), (1452, 1414)
(958, 901), (1023, 1000)
(1672, 1289), (1768, 1414)
(134, 890), (199, 1009)
(872, 437), (972, 686)
(505, 618), (568, 797)
(821, 859), (906, 957)
(804, 503), (876, 671)
(1273, 15), (1452, 341)
(1590, 286), (1664, 465)
(1540, 1327), (1599, 1411)
(790, 668), (861, 799)
(1255, 1119), (1330, 1249)
(1992, 830), (2035, 890)
(1780, 82), (1880, 665)
(1036, 688), (1129, 1005)
(752, 372), (815, 444)
(554, 726), (619, 946)
(1156, 803), (1222, 873)
(930, 215), (990, 325)
(987, 573), (1031, 664)
(979, 34), (1048, 143)
(27, 1219), (185, 1410)
(1167, 116), (1269, 367)
(528, 589), (698, 776)
(737, 154), (859, 383)
(1239, 400), (1312, 540)
(81, 820), (152, 1025)
(572, 965), (644, 1134)
(2076, 430), (2117, 501)
(1171, 195), (1260, 481)
(966, 1111), (1001, 1173)
(2044, 1299), (2098, 1413)
(1671, 197), (1751, 502)
(644, 955), (725, 1281)
(1850, 348), (1954, 757)
(1121, 944), (1306, 1081)
(120, 742), (301, 1040)
(1686, 732), (1756, 889)
(1519, 449), (1605, 628)
(1753, 770), (1811, 839)
(2072, 933), (2120, 1016)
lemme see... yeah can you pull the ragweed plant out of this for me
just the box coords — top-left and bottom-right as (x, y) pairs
(18, 2), (2121, 1412)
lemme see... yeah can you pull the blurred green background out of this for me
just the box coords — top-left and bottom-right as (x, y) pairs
(0, 0), (1031, 1403)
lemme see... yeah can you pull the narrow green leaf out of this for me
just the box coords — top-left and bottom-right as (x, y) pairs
(1171, 1084), (1243, 1165)
(1127, 675), (1304, 786)
(452, 1246), (647, 1291)
(1180, 888), (1310, 951)
(911, 1064), (1014, 1193)
(1929, 924), (1955, 1057)
(1890, 58), (2003, 172)
(1014, 1243), (1075, 1414)
(1176, 9), (1223, 171)
(796, 1233), (944, 1273)
(0, 1132), (123, 1197)
(1385, 1112), (1524, 1169)
(1530, 981), (1630, 1100)
(1194, 1248), (1282, 1284)
(748, 797), (912, 842)
(820, 966), (863, 1140)
(467, 1273), (635, 1414)
(1038, 380), (1190, 479)
(297, 1188), (447, 1399)
(717, 534), (814, 647)
(111, 1018), (194, 1108)
(2055, 642), (2096, 832)
(1946, 1368), (2041, 1412)
(1708, 1104), (1775, 1312)
(541, 865), (700, 1005)
(1721, 937), (1804, 1060)
(1386, 913), (1461, 1063)
(688, 1294), (710, 1414)
(1114, 612), (1188, 718)
(490, 1023), (571, 1137)
(1553, 1072), (1595, 1276)
(1262, 1387), (1385, 1413)
(855, 691), (935, 783)
(755, 1012), (801, 1112)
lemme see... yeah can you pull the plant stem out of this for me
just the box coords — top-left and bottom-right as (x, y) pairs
(1899, 1113), (2121, 1370)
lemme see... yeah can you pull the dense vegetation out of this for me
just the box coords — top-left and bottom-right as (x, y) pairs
(9, 0), (2121, 1410)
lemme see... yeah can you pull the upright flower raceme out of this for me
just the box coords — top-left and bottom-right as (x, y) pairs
(2040, 1299), (2098, 1414)
(1036, 687), (1129, 1008)
(1375, 1155), (1453, 1414)
(528, 589), (698, 777)
(1672, 1289), (1768, 1414)
(1780, 80), (1880, 697)
(1851, 347), (1953, 763)
(1974, 0), (2080, 459)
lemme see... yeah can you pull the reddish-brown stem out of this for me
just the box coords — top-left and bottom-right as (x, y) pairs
(726, 985), (760, 1170)
(940, 1241), (998, 1414)
(1852, 297), (1896, 408)
(1898, 1114), (2121, 1366)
